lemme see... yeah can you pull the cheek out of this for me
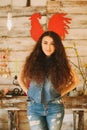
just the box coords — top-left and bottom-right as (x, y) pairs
(41, 45), (45, 53)
(52, 46), (55, 52)
(42, 44), (46, 51)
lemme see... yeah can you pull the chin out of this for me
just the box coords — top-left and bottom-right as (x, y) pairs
(45, 53), (51, 57)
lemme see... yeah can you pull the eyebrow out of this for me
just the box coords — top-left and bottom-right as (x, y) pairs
(42, 40), (48, 42)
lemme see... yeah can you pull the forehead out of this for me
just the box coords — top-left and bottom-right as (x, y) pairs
(42, 36), (53, 42)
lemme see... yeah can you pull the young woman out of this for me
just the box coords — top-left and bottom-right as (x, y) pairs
(18, 31), (79, 130)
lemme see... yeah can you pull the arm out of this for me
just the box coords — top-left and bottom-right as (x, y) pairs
(18, 65), (28, 95)
(61, 68), (79, 97)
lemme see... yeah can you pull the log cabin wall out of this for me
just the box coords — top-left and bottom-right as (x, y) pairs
(0, 0), (87, 130)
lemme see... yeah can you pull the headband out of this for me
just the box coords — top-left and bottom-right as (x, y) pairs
(29, 13), (72, 41)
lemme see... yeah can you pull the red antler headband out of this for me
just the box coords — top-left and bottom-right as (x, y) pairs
(29, 13), (72, 41)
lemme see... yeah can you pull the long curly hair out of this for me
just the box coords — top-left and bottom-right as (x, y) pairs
(23, 31), (73, 91)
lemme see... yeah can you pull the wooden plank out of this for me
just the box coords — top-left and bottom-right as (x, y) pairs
(61, 1), (87, 7)
(0, 50), (31, 62)
(12, 0), (27, 7)
(0, 6), (46, 18)
(0, 0), (87, 8)
(73, 111), (78, 130)
(66, 29), (87, 40)
(63, 96), (87, 109)
(0, 16), (46, 27)
(0, 37), (35, 51)
(0, 38), (87, 50)
(18, 111), (28, 123)
(47, 1), (87, 7)
(8, 110), (19, 130)
(47, 1), (87, 14)
(68, 56), (87, 68)
(63, 0), (87, 1)
(0, 28), (87, 39)
(0, 0), (27, 7)
(0, 1), (87, 18)
(30, 0), (47, 6)
(0, 96), (87, 109)
(8, 51), (29, 61)
(0, 0), (11, 7)
(0, 110), (8, 122)
(78, 111), (84, 130)
(60, 6), (87, 14)
(0, 39), (87, 53)
(1, 97), (27, 110)
(0, 16), (46, 37)
(69, 14), (87, 28)
(73, 110), (84, 130)
(19, 123), (30, 130)
(0, 123), (8, 130)
(63, 40), (87, 47)
(0, 0), (47, 7)
(65, 46), (87, 56)
(0, 14), (87, 37)
(14, 102), (27, 111)
(0, 16), (87, 39)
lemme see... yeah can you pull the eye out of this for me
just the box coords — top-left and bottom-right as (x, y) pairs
(51, 42), (55, 45)
(43, 41), (47, 44)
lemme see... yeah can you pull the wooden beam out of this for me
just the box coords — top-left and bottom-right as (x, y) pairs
(78, 111), (84, 130)
(8, 110), (19, 130)
(0, 6), (46, 18)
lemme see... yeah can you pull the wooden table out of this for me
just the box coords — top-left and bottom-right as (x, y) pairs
(0, 96), (27, 130)
(0, 96), (87, 130)
(63, 96), (87, 130)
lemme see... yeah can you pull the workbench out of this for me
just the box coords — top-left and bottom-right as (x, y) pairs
(0, 96), (87, 130)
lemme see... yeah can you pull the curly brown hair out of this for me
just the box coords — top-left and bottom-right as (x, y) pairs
(23, 31), (73, 91)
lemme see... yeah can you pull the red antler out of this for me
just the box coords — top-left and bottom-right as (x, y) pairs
(29, 13), (44, 41)
(48, 13), (72, 39)
(29, 13), (72, 41)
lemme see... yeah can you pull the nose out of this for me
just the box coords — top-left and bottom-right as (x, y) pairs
(47, 45), (51, 51)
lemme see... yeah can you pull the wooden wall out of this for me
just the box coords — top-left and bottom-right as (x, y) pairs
(0, 0), (87, 130)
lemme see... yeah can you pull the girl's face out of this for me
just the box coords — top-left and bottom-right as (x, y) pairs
(41, 36), (55, 57)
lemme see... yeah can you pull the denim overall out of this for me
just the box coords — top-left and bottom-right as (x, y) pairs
(27, 79), (64, 130)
